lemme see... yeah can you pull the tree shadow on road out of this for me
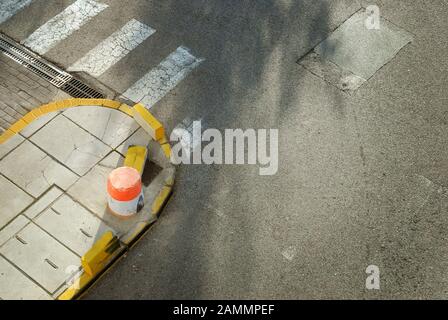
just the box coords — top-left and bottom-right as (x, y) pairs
(86, 0), (362, 300)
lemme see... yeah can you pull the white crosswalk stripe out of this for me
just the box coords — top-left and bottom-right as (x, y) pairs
(68, 19), (156, 77)
(0, 0), (33, 25)
(22, 0), (108, 55)
(122, 46), (204, 108)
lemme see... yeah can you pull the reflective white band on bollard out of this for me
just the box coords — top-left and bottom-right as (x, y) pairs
(107, 167), (144, 219)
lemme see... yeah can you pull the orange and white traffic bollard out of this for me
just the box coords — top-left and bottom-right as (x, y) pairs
(107, 167), (144, 218)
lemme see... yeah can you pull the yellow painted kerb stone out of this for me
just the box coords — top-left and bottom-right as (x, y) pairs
(133, 103), (165, 141)
(151, 185), (173, 215)
(81, 231), (116, 276)
(124, 145), (148, 176)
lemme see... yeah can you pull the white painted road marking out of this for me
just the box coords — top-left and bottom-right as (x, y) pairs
(0, 0), (33, 25)
(122, 46), (204, 108)
(68, 19), (155, 77)
(22, 0), (108, 55)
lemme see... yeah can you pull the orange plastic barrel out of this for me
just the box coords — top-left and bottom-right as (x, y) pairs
(107, 167), (144, 218)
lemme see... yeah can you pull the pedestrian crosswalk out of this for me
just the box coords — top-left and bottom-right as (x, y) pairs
(122, 46), (204, 108)
(22, 0), (108, 55)
(68, 19), (156, 77)
(1, 0), (203, 109)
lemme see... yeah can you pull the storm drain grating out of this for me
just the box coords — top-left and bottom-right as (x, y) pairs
(0, 33), (104, 98)
(60, 78), (104, 99)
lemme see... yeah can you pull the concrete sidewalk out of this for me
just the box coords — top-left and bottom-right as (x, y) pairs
(0, 99), (174, 299)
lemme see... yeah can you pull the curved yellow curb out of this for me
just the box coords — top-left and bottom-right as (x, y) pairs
(0, 98), (172, 157)
(0, 98), (133, 144)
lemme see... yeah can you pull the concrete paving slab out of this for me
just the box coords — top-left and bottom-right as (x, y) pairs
(0, 174), (33, 229)
(315, 10), (413, 80)
(64, 107), (139, 148)
(0, 133), (24, 160)
(0, 255), (51, 300)
(36, 195), (115, 256)
(23, 186), (64, 219)
(0, 141), (78, 197)
(0, 215), (29, 247)
(67, 152), (124, 225)
(20, 112), (60, 138)
(30, 115), (111, 176)
(0, 223), (80, 294)
(116, 127), (151, 156)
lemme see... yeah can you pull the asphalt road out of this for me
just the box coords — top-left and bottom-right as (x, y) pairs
(2, 0), (448, 299)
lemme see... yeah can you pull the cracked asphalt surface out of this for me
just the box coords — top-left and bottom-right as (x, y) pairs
(2, 0), (448, 299)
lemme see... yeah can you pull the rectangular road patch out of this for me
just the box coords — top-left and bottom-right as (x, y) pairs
(68, 19), (155, 77)
(0, 255), (51, 300)
(0, 223), (80, 294)
(22, 0), (108, 55)
(122, 46), (203, 108)
(0, 0), (33, 25)
(313, 10), (413, 81)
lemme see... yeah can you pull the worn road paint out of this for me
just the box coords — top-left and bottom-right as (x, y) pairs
(68, 19), (155, 77)
(0, 0), (33, 25)
(122, 46), (204, 108)
(22, 0), (108, 55)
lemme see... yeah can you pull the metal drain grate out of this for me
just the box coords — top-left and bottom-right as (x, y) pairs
(61, 78), (104, 99)
(0, 33), (104, 99)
